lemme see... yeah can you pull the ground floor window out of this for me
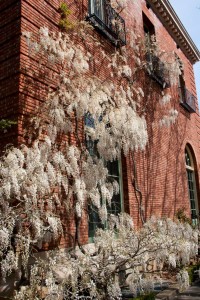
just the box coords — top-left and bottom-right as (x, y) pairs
(185, 146), (199, 225)
(88, 159), (123, 238)
(85, 114), (124, 238)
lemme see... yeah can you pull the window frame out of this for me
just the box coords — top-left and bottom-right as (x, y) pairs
(84, 114), (124, 241)
(177, 58), (196, 113)
(87, 0), (126, 46)
(88, 159), (124, 242)
(143, 12), (169, 88)
(185, 146), (199, 225)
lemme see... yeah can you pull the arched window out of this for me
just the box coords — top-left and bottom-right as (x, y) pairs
(185, 146), (198, 225)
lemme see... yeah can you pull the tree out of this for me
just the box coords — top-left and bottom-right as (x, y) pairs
(0, 3), (196, 299)
(15, 215), (198, 299)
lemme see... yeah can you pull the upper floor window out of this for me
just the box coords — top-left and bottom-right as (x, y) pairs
(143, 13), (169, 88)
(178, 74), (186, 103)
(178, 73), (196, 113)
(185, 146), (199, 225)
(143, 13), (155, 47)
(87, 0), (126, 46)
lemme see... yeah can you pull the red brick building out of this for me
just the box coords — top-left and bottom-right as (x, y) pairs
(0, 0), (200, 240)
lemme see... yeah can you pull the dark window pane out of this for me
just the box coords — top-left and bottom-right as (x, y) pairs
(190, 190), (194, 199)
(187, 170), (192, 180)
(189, 180), (194, 191)
(106, 160), (119, 177)
(85, 138), (98, 157)
(179, 75), (186, 103)
(85, 113), (95, 128)
(191, 210), (197, 219)
(107, 194), (121, 215)
(88, 206), (104, 237)
(186, 165), (198, 224)
(185, 150), (191, 166)
(190, 200), (196, 209)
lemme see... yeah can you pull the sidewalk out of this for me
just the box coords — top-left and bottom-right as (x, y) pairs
(174, 279), (200, 300)
(156, 280), (200, 300)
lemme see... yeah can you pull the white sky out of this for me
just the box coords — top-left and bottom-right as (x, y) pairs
(168, 0), (200, 104)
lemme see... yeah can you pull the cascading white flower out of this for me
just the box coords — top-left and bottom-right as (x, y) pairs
(0, 227), (9, 250)
(15, 215), (198, 299)
(1, 250), (18, 280)
(160, 93), (171, 104)
(159, 109), (178, 127)
(47, 216), (63, 239)
(98, 204), (108, 223)
(89, 188), (101, 208)
(177, 270), (190, 291)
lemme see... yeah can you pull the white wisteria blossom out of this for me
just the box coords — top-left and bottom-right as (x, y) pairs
(13, 215), (198, 299)
(159, 109), (178, 127)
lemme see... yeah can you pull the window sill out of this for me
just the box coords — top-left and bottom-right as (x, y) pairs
(180, 101), (196, 113)
(147, 69), (170, 89)
(87, 14), (126, 47)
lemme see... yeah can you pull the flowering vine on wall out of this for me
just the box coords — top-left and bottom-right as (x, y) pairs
(0, 1), (195, 298)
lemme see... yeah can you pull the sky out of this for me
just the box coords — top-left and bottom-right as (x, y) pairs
(168, 0), (200, 104)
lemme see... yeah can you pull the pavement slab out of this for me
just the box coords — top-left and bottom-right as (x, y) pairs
(175, 280), (200, 300)
(155, 280), (200, 300)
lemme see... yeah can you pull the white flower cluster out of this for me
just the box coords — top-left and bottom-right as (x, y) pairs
(14, 215), (198, 299)
(159, 109), (178, 127)
(47, 216), (63, 239)
(23, 28), (90, 74)
(110, 0), (127, 10)
(1, 250), (17, 280)
(160, 93), (171, 105)
(0, 227), (10, 250)
(177, 270), (190, 291)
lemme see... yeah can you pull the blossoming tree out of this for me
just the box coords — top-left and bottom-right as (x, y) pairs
(15, 215), (198, 299)
(0, 3), (197, 299)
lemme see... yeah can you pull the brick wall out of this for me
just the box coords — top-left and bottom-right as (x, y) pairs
(0, 0), (21, 149)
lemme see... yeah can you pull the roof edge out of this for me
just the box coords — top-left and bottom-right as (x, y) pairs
(146, 0), (200, 64)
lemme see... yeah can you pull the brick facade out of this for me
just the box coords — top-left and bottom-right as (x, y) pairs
(0, 0), (200, 242)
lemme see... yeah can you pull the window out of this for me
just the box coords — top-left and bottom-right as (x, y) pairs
(88, 159), (123, 238)
(143, 12), (155, 69)
(179, 74), (196, 113)
(178, 74), (186, 103)
(85, 114), (123, 239)
(185, 146), (199, 225)
(106, 160), (122, 216)
(90, 0), (104, 21)
(143, 13), (169, 88)
(87, 0), (126, 46)
(176, 55), (196, 113)
(143, 13), (155, 45)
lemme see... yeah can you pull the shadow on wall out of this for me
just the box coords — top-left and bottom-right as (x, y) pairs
(134, 77), (197, 222)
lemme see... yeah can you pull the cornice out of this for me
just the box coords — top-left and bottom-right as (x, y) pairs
(146, 0), (200, 64)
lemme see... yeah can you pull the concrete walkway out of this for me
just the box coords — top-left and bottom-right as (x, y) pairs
(174, 280), (200, 300)
(156, 280), (200, 300)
